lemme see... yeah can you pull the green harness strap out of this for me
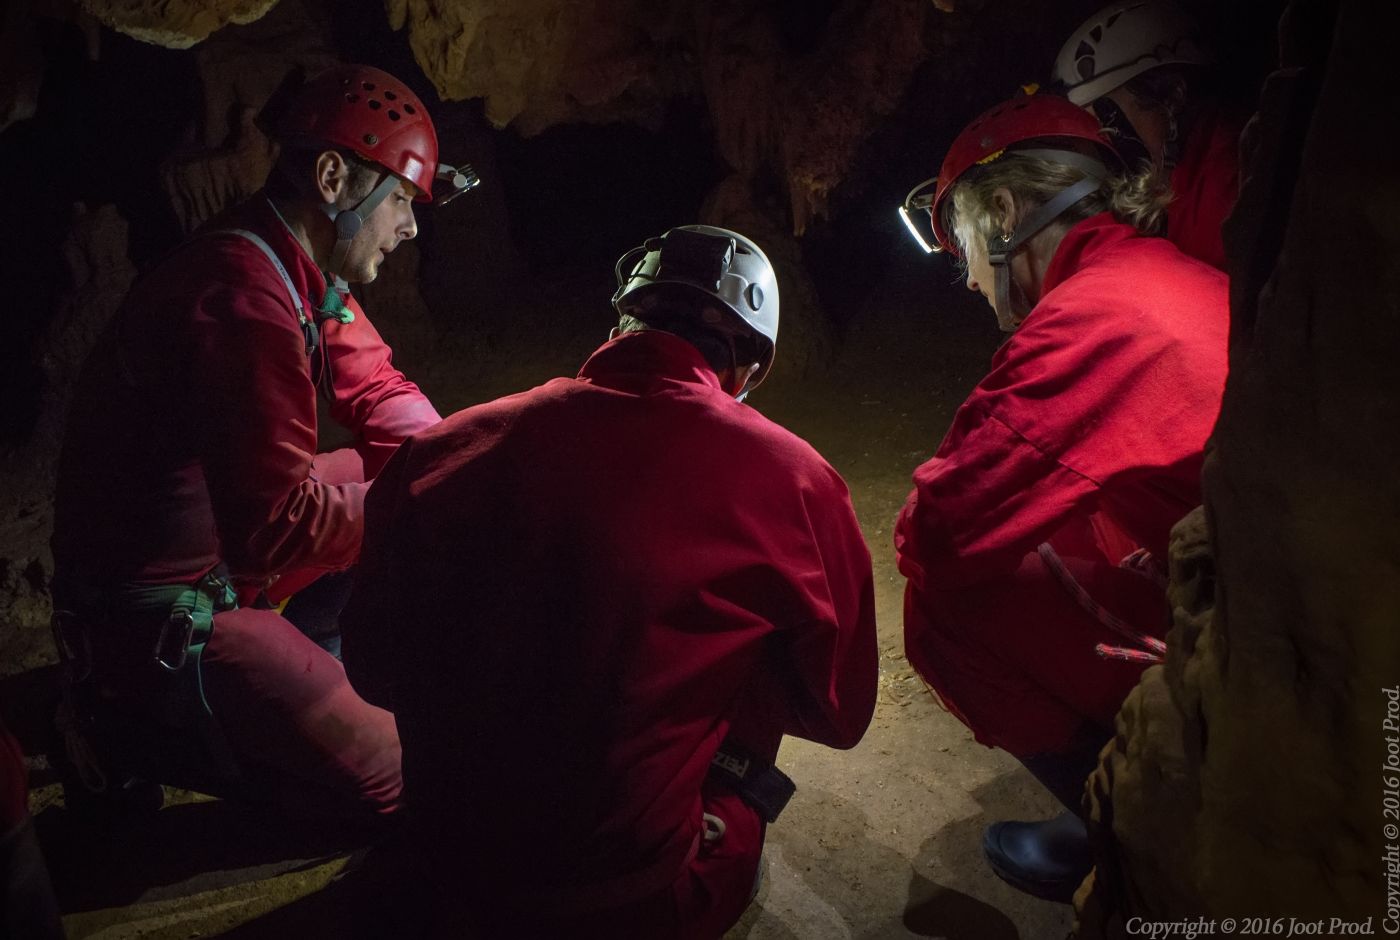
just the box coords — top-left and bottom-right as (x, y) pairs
(56, 568), (244, 788)
(114, 569), (237, 724)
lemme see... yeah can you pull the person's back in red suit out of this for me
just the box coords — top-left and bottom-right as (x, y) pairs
(342, 226), (878, 937)
(897, 215), (1228, 758)
(896, 88), (1229, 903)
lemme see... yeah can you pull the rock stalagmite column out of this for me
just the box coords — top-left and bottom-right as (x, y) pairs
(1078, 0), (1400, 932)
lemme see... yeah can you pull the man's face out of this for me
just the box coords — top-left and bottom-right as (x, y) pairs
(339, 176), (419, 284)
(1103, 87), (1170, 170)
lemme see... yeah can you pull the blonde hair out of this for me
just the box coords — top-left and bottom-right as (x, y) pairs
(946, 151), (1173, 257)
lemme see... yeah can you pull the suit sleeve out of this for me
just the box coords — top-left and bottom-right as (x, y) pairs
(321, 301), (441, 480)
(188, 251), (369, 583)
(894, 402), (1101, 594)
(779, 469), (879, 750)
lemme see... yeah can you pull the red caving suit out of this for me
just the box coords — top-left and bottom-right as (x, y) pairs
(51, 193), (440, 815)
(895, 213), (1229, 758)
(1167, 104), (1242, 271)
(342, 329), (878, 937)
(1, 717), (62, 938)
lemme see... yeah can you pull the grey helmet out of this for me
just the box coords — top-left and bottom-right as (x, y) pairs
(612, 225), (779, 393)
(1053, 0), (1210, 106)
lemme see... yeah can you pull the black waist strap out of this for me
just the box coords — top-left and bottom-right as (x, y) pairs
(709, 744), (796, 823)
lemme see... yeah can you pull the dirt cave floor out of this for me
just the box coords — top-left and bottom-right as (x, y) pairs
(23, 249), (1077, 939)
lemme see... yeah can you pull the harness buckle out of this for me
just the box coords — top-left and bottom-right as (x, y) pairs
(154, 609), (195, 672)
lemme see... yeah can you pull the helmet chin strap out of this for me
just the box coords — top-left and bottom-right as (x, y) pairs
(323, 172), (403, 287)
(986, 170), (1107, 332)
(1162, 110), (1183, 170)
(991, 251), (1021, 333)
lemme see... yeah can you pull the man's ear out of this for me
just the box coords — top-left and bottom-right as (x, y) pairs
(313, 151), (350, 204)
(991, 186), (1019, 237)
(731, 362), (760, 397)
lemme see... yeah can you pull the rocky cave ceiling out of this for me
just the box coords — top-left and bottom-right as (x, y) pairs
(14, 0), (985, 236)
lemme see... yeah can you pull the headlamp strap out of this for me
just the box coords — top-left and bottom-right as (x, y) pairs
(989, 175), (1105, 265)
(986, 172), (1104, 332)
(993, 254), (1018, 333)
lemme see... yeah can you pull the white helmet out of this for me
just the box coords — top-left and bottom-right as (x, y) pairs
(1053, 0), (1210, 106)
(612, 225), (779, 391)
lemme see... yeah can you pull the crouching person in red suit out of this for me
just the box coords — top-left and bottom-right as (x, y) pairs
(341, 225), (879, 938)
(2, 717), (63, 938)
(48, 63), (480, 821)
(1053, 0), (1243, 271)
(896, 90), (1228, 902)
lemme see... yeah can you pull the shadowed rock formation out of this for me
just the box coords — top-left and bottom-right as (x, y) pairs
(0, 203), (135, 675)
(79, 0), (279, 50)
(1078, 0), (1398, 931)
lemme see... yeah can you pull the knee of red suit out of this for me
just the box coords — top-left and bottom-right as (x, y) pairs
(902, 549), (1168, 758)
(199, 607), (403, 817)
(0, 719), (30, 832)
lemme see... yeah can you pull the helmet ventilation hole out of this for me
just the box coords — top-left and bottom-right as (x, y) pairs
(404, 103), (416, 115)
(362, 81), (376, 91)
(384, 90), (398, 101)
(388, 110), (401, 121)
(368, 99), (382, 110)
(345, 93), (360, 103)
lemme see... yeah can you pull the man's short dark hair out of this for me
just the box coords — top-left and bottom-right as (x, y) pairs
(616, 295), (762, 378)
(266, 146), (383, 204)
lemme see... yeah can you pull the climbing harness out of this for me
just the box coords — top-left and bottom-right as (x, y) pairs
(221, 224), (353, 397)
(50, 567), (242, 795)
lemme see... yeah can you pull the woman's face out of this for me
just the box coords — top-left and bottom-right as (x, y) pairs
(959, 226), (996, 307)
(954, 212), (1030, 332)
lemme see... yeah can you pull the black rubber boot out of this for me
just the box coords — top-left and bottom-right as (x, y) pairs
(982, 740), (1104, 904)
(983, 810), (1092, 903)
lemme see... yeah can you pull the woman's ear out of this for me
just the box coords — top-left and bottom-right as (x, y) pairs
(991, 186), (1019, 237)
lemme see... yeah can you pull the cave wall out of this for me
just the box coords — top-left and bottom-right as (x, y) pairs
(1078, 0), (1398, 930)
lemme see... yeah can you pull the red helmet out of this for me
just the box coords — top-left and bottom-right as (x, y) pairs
(900, 89), (1118, 256)
(276, 64), (439, 202)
